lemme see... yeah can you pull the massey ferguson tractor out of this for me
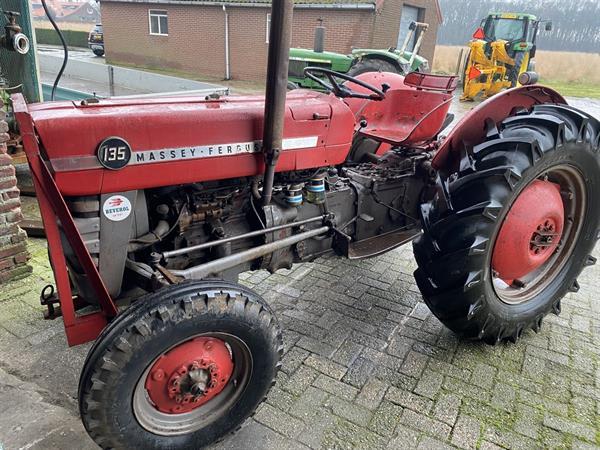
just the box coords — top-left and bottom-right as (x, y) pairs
(5, 0), (600, 448)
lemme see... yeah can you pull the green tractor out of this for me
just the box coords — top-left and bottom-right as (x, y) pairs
(288, 21), (429, 90)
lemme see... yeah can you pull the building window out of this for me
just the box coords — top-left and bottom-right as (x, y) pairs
(266, 13), (271, 43)
(149, 10), (168, 36)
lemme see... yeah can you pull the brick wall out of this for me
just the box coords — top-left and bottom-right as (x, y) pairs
(100, 0), (439, 82)
(228, 7), (374, 80)
(101, 3), (227, 78)
(0, 111), (30, 284)
(101, 2), (379, 81)
(372, 0), (439, 64)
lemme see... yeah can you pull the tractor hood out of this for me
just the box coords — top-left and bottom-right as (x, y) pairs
(16, 91), (355, 196)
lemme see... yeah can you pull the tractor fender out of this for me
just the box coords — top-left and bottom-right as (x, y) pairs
(351, 50), (405, 71)
(432, 85), (567, 172)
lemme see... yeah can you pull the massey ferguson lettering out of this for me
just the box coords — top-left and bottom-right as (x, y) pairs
(132, 142), (260, 165)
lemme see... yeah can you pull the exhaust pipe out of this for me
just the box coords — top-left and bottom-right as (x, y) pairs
(314, 18), (325, 53)
(260, 0), (294, 207)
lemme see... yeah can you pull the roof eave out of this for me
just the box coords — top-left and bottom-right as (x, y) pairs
(98, 0), (376, 10)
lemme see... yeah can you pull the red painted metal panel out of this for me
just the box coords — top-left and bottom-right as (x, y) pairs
(343, 72), (414, 119)
(358, 89), (453, 145)
(12, 94), (116, 346)
(403, 72), (458, 92)
(432, 85), (567, 171)
(27, 91), (356, 196)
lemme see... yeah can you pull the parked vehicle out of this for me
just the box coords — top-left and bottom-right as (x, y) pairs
(289, 21), (429, 91)
(461, 12), (552, 101)
(6, 1), (599, 448)
(88, 23), (104, 56)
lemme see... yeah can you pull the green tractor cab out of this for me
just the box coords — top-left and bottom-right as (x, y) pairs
(482, 12), (552, 59)
(288, 21), (429, 90)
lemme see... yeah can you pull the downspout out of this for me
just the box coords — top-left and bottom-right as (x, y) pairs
(223, 5), (231, 80)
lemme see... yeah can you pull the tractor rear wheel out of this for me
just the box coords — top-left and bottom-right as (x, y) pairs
(347, 58), (399, 77)
(413, 104), (600, 344)
(78, 281), (282, 449)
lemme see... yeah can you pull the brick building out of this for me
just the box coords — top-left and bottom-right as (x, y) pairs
(0, 111), (30, 284)
(99, 0), (442, 81)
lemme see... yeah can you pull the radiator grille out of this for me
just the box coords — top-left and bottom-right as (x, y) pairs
(288, 59), (332, 78)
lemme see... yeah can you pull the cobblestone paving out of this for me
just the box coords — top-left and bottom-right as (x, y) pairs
(0, 237), (598, 450)
(1, 96), (600, 449)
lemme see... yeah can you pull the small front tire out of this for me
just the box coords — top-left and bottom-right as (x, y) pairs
(78, 281), (283, 449)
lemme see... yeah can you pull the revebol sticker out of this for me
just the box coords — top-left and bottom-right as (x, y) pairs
(103, 195), (132, 222)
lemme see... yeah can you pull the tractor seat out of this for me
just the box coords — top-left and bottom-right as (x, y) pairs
(358, 73), (456, 146)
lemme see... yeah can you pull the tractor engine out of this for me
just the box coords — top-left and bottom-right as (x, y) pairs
(63, 150), (430, 304)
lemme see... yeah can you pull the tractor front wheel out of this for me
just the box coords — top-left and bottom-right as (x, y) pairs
(78, 281), (282, 449)
(414, 104), (600, 344)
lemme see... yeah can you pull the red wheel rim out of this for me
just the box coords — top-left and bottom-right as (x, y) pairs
(144, 337), (234, 414)
(491, 165), (586, 304)
(492, 179), (564, 284)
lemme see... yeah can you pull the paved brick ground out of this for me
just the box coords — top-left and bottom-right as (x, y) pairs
(0, 237), (598, 450)
(1, 97), (599, 449)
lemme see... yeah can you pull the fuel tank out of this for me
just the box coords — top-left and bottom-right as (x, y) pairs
(24, 90), (355, 196)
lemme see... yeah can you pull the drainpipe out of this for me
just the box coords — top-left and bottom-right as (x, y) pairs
(223, 5), (231, 80)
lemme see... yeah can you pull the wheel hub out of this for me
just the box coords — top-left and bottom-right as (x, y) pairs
(145, 337), (233, 414)
(492, 179), (564, 284)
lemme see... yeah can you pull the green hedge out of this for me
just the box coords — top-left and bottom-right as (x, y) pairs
(35, 28), (89, 48)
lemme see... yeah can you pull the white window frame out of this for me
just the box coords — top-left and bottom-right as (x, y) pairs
(148, 9), (168, 36)
(266, 13), (271, 43)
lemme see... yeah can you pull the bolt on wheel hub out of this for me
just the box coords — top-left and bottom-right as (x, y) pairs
(492, 179), (564, 284)
(145, 337), (234, 414)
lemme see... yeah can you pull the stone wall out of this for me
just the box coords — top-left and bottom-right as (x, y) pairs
(0, 110), (30, 283)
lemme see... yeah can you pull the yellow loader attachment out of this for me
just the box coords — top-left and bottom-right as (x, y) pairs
(460, 39), (529, 101)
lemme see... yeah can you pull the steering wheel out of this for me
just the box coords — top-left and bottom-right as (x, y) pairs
(303, 67), (386, 101)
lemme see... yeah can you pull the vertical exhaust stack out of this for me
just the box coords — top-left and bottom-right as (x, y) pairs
(314, 18), (325, 53)
(261, 0), (294, 207)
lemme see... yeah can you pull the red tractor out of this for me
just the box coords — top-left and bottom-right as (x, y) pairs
(7, 1), (599, 448)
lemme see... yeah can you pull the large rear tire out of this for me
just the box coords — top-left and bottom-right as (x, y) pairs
(414, 104), (600, 344)
(78, 281), (282, 449)
(347, 58), (400, 77)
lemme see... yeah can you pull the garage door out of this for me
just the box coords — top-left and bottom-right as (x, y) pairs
(397, 4), (421, 50)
